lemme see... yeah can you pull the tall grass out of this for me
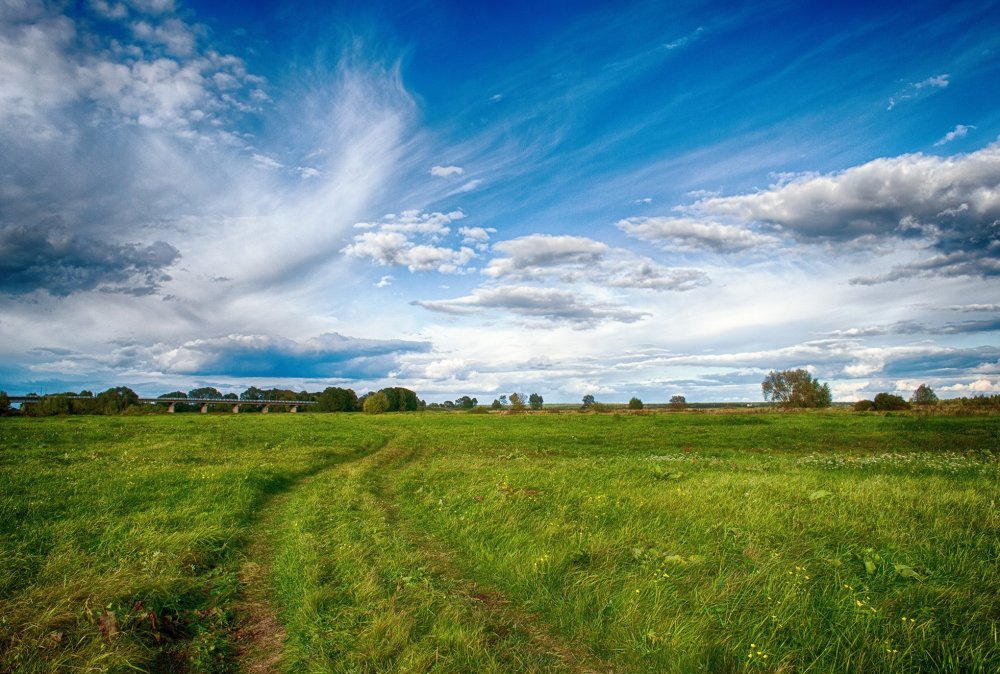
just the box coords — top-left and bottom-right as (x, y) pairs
(1, 411), (997, 672)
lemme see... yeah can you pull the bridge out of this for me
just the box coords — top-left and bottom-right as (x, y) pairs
(8, 395), (317, 414)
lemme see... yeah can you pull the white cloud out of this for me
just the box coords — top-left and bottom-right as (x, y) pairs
(482, 233), (709, 291)
(342, 227), (477, 274)
(414, 285), (649, 327)
(618, 216), (779, 253)
(458, 226), (495, 243)
(130, 18), (195, 56)
(449, 178), (483, 194)
(887, 73), (949, 110)
(430, 165), (464, 177)
(934, 124), (975, 146)
(375, 275), (394, 288)
(483, 234), (608, 278)
(252, 153), (284, 170)
(939, 378), (999, 393)
(674, 143), (1000, 281)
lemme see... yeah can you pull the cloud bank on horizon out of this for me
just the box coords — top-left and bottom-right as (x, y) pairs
(1, 0), (998, 402)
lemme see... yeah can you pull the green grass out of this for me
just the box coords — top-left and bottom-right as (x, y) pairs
(1, 411), (998, 672)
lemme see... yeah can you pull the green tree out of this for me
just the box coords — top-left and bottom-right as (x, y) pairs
(761, 369), (831, 408)
(316, 387), (359, 412)
(378, 387), (419, 412)
(95, 387), (139, 414)
(509, 392), (526, 412)
(363, 391), (389, 414)
(582, 394), (596, 408)
(188, 387), (222, 400)
(528, 393), (543, 410)
(491, 399), (503, 410)
(456, 395), (478, 410)
(669, 395), (686, 409)
(872, 392), (910, 411)
(628, 397), (644, 410)
(910, 384), (938, 406)
(38, 394), (71, 416)
(0, 390), (9, 416)
(240, 386), (265, 401)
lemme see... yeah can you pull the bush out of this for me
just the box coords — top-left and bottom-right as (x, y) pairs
(628, 397), (644, 410)
(872, 393), (910, 411)
(853, 399), (875, 412)
(363, 392), (390, 414)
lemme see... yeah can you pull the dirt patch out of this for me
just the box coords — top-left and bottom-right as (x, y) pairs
(232, 561), (285, 673)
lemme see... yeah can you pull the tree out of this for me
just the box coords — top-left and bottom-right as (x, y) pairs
(669, 395), (686, 410)
(628, 397), (644, 410)
(910, 384), (938, 406)
(509, 392), (526, 412)
(95, 386), (139, 414)
(456, 395), (478, 410)
(528, 393), (544, 410)
(241, 386), (265, 401)
(363, 392), (389, 414)
(761, 369), (831, 408)
(498, 395), (509, 408)
(582, 394), (596, 408)
(379, 387), (419, 411)
(872, 393), (910, 411)
(491, 399), (503, 410)
(0, 390), (9, 416)
(159, 391), (194, 413)
(316, 387), (358, 412)
(853, 399), (875, 412)
(189, 387), (222, 400)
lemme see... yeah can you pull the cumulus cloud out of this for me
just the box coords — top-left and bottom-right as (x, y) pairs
(0, 2), (265, 139)
(935, 124), (975, 146)
(939, 378), (1000, 393)
(617, 216), (779, 252)
(458, 226), (496, 243)
(482, 234), (709, 291)
(670, 142), (1000, 282)
(414, 285), (648, 327)
(153, 332), (431, 378)
(483, 235), (608, 278)
(0, 220), (180, 296)
(430, 165), (464, 178)
(343, 210), (478, 273)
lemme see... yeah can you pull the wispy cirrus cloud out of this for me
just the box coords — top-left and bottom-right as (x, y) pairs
(935, 124), (975, 146)
(887, 73), (949, 110)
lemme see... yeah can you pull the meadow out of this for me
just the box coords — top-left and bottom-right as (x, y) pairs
(1, 410), (998, 673)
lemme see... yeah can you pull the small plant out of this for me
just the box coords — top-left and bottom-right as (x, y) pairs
(628, 397), (644, 410)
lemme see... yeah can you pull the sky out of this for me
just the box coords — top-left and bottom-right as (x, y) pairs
(1, 0), (999, 403)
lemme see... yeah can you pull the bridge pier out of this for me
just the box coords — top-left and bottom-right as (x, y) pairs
(289, 405), (298, 413)
(167, 402), (176, 413)
(231, 404), (240, 414)
(201, 404), (209, 414)
(261, 405), (269, 414)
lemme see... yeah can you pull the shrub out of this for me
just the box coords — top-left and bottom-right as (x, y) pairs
(628, 397), (644, 410)
(872, 393), (910, 411)
(853, 399), (875, 412)
(363, 392), (390, 414)
(910, 384), (938, 406)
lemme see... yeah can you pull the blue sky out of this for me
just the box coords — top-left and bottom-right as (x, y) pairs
(1, 0), (999, 402)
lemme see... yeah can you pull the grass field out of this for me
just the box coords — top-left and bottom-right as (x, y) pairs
(1, 411), (998, 673)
